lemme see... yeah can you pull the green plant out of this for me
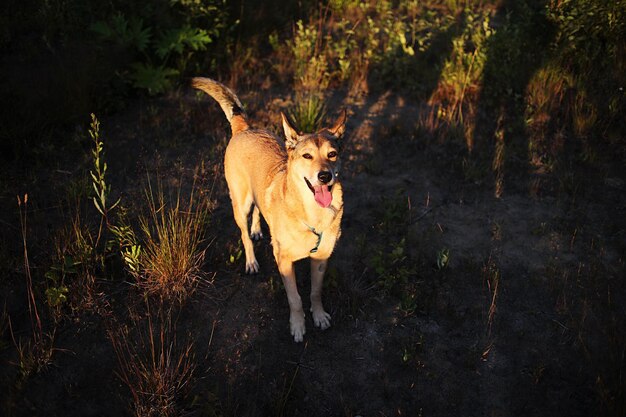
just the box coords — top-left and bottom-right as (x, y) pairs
(91, 2), (227, 95)
(399, 289), (417, 317)
(544, 0), (626, 151)
(45, 286), (69, 308)
(109, 205), (142, 276)
(429, 6), (494, 148)
(371, 238), (415, 294)
(289, 92), (327, 133)
(375, 191), (410, 233)
(89, 113), (121, 251)
(227, 243), (242, 266)
(436, 248), (450, 270)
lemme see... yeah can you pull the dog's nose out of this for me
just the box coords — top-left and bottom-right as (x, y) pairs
(318, 171), (332, 184)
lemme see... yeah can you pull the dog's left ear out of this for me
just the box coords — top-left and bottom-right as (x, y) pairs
(328, 109), (347, 139)
(281, 112), (301, 150)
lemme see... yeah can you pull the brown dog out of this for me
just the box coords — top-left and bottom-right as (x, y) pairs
(192, 78), (346, 342)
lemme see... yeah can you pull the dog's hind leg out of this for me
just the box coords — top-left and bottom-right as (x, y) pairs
(310, 258), (331, 330)
(250, 205), (263, 240)
(230, 194), (259, 274)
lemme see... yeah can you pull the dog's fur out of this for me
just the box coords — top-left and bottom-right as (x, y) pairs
(192, 77), (346, 342)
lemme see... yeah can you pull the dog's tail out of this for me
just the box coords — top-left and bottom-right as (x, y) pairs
(191, 77), (250, 135)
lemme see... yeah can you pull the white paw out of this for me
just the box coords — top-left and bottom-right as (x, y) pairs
(245, 258), (259, 274)
(311, 308), (331, 330)
(289, 312), (306, 343)
(250, 230), (264, 241)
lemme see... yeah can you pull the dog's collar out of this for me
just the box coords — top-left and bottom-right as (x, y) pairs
(302, 222), (323, 253)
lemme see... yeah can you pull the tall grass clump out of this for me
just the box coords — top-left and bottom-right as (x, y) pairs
(543, 0), (626, 155)
(109, 303), (196, 417)
(524, 63), (574, 171)
(283, 1), (457, 94)
(46, 209), (97, 316)
(428, 6), (494, 147)
(288, 19), (329, 132)
(131, 182), (209, 304)
(276, 0), (460, 129)
(10, 195), (56, 381)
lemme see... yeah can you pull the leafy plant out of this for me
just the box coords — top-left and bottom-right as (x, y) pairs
(399, 289), (417, 317)
(91, 3), (226, 95)
(429, 6), (494, 148)
(545, 0), (626, 146)
(45, 286), (69, 308)
(228, 244), (242, 266)
(436, 248), (450, 270)
(371, 238), (415, 294)
(109, 207), (143, 276)
(91, 14), (152, 52)
(89, 113), (121, 251)
(289, 92), (327, 133)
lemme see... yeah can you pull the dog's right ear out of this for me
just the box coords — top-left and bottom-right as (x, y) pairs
(281, 112), (300, 150)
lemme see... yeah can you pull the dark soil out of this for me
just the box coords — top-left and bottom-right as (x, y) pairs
(1, 87), (624, 417)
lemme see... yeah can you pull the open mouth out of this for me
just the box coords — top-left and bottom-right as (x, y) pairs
(304, 177), (333, 208)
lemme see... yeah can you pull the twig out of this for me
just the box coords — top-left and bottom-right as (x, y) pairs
(408, 206), (434, 225)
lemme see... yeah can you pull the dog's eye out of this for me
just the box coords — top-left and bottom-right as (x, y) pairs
(302, 153), (313, 160)
(327, 151), (337, 159)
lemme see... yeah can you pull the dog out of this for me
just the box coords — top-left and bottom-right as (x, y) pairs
(192, 77), (346, 342)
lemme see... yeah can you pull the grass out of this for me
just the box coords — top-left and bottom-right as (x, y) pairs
(2, 1), (625, 415)
(109, 302), (196, 417)
(289, 91), (327, 133)
(10, 195), (57, 381)
(134, 181), (209, 304)
(482, 253), (500, 340)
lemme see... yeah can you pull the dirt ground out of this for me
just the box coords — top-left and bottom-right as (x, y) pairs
(1, 87), (624, 417)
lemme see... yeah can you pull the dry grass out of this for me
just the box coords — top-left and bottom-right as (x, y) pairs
(109, 303), (195, 417)
(482, 253), (500, 345)
(135, 182), (209, 304)
(10, 195), (56, 380)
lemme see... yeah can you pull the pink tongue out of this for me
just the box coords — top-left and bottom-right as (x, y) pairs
(313, 185), (332, 208)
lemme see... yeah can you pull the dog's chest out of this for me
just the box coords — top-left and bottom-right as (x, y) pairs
(271, 208), (342, 261)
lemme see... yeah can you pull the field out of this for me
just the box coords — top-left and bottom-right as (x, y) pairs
(1, 1), (625, 416)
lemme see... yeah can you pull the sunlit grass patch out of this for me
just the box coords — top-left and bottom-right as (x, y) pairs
(289, 91), (327, 133)
(132, 182), (210, 304)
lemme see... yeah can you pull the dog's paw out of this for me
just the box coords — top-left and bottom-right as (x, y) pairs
(311, 308), (331, 330)
(250, 230), (264, 241)
(289, 312), (306, 343)
(245, 259), (259, 274)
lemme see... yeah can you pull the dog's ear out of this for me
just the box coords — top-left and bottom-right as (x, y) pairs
(281, 112), (300, 149)
(328, 109), (347, 139)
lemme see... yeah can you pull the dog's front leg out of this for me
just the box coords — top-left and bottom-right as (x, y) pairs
(277, 256), (306, 342)
(310, 258), (332, 330)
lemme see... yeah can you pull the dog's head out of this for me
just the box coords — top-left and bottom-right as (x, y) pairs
(281, 110), (347, 209)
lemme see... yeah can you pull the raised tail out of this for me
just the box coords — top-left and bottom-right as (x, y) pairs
(191, 77), (250, 135)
